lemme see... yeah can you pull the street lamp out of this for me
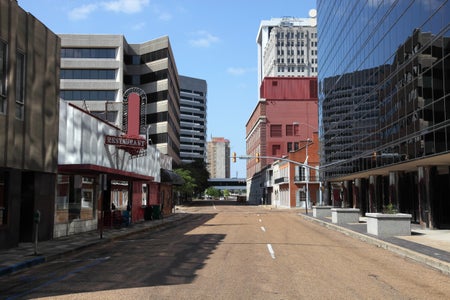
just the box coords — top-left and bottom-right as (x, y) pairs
(294, 122), (320, 211)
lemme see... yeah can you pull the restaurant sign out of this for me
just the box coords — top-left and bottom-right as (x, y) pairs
(105, 135), (147, 149)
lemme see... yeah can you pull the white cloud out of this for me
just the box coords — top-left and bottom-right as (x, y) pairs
(158, 12), (172, 21)
(132, 21), (146, 30)
(101, 0), (150, 14)
(69, 0), (149, 20)
(68, 4), (98, 20)
(227, 67), (255, 76)
(189, 30), (220, 48)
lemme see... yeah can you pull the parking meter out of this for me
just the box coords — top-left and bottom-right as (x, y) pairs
(34, 210), (41, 224)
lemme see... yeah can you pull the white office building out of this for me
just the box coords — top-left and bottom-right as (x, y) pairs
(256, 12), (318, 94)
(59, 34), (181, 166)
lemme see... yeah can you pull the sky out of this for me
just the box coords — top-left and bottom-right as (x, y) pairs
(17, 0), (317, 178)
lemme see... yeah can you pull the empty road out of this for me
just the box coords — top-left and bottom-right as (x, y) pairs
(1, 200), (449, 299)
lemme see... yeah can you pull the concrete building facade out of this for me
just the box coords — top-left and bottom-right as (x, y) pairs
(59, 34), (181, 166)
(179, 75), (207, 164)
(0, 0), (60, 249)
(207, 137), (231, 179)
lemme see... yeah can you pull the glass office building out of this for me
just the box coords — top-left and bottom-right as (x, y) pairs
(318, 1), (450, 228)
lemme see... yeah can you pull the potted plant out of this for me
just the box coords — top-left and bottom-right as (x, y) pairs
(366, 203), (412, 237)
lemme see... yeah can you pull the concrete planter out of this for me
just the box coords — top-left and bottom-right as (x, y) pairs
(313, 206), (333, 218)
(366, 213), (412, 237)
(331, 208), (360, 224)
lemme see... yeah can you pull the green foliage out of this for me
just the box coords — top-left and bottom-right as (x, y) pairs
(382, 203), (398, 214)
(205, 187), (222, 198)
(173, 168), (197, 197)
(223, 189), (230, 197)
(181, 159), (210, 195)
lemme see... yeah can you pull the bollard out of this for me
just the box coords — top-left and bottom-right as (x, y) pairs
(34, 209), (41, 255)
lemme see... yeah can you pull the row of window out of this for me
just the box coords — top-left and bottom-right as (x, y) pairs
(61, 48), (116, 59)
(277, 49), (317, 56)
(124, 48), (168, 65)
(276, 31), (317, 39)
(60, 69), (116, 80)
(278, 41), (318, 47)
(270, 124), (300, 137)
(0, 40), (25, 120)
(278, 66), (317, 73)
(124, 69), (168, 85)
(60, 90), (116, 101)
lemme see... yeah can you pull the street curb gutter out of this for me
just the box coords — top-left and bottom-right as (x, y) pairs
(299, 213), (450, 276)
(0, 213), (191, 277)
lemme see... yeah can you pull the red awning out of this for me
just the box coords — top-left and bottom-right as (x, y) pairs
(58, 164), (154, 181)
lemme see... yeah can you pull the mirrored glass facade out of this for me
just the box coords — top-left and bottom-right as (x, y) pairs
(318, 1), (449, 178)
(318, 1), (450, 228)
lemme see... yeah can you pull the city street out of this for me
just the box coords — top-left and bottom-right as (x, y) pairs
(1, 200), (450, 299)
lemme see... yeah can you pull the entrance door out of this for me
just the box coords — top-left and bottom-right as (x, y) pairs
(19, 172), (34, 242)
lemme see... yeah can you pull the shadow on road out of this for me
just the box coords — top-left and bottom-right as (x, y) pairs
(4, 213), (225, 299)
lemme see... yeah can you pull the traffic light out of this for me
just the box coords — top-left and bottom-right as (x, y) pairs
(232, 152), (236, 163)
(256, 152), (260, 163)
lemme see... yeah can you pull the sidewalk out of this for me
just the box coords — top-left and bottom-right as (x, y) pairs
(299, 212), (450, 276)
(0, 212), (190, 277)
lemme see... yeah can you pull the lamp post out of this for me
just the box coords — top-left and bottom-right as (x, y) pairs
(305, 138), (311, 213)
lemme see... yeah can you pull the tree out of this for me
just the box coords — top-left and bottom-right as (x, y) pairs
(205, 187), (222, 198)
(181, 159), (210, 196)
(173, 168), (197, 202)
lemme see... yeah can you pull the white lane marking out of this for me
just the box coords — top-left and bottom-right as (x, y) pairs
(267, 244), (276, 259)
(261, 226), (266, 232)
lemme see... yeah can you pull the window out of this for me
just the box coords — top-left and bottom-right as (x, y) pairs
(270, 124), (282, 137)
(142, 184), (148, 206)
(0, 41), (7, 113)
(287, 142), (293, 152)
(272, 144), (281, 156)
(287, 142), (299, 152)
(286, 124), (293, 136)
(61, 48), (116, 59)
(60, 90), (116, 101)
(60, 69), (116, 80)
(15, 51), (25, 120)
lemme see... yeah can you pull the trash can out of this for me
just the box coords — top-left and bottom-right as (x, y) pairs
(152, 205), (161, 220)
(144, 206), (153, 220)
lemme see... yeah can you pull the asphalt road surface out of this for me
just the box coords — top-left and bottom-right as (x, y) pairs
(1, 200), (449, 299)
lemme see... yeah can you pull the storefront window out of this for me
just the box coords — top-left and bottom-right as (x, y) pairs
(56, 175), (96, 221)
(142, 184), (148, 206)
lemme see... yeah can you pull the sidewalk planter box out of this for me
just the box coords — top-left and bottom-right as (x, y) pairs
(331, 208), (360, 224)
(366, 213), (412, 237)
(313, 206), (333, 218)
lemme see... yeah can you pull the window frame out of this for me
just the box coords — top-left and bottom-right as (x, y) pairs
(15, 50), (25, 120)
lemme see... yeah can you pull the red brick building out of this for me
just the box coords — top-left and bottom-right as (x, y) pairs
(246, 77), (318, 205)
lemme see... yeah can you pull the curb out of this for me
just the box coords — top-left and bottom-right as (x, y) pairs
(0, 213), (190, 277)
(299, 213), (450, 276)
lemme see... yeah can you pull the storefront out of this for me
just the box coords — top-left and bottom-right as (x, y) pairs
(55, 101), (171, 237)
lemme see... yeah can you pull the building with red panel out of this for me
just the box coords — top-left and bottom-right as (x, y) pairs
(246, 77), (318, 205)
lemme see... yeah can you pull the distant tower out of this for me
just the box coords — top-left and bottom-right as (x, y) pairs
(207, 137), (231, 178)
(256, 13), (317, 96)
(179, 75), (207, 164)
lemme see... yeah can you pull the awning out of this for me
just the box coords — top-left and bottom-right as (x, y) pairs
(160, 169), (184, 186)
(58, 164), (154, 182)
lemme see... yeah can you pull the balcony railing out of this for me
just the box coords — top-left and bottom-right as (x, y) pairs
(274, 177), (289, 184)
(294, 175), (319, 182)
